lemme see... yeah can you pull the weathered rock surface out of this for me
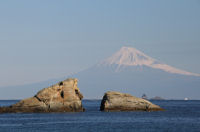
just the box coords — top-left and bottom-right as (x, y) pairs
(0, 78), (84, 113)
(100, 91), (164, 111)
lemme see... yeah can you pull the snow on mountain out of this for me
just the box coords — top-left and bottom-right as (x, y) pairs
(99, 47), (200, 76)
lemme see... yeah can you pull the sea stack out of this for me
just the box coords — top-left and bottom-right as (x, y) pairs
(100, 91), (163, 111)
(0, 78), (84, 113)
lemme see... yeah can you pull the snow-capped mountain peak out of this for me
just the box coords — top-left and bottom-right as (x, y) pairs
(100, 47), (200, 76)
(101, 46), (156, 66)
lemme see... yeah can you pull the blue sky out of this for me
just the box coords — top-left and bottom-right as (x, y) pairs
(0, 0), (200, 87)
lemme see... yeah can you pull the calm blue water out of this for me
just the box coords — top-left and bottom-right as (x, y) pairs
(0, 100), (200, 132)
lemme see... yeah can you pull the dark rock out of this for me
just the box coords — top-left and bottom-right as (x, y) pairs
(150, 96), (165, 100)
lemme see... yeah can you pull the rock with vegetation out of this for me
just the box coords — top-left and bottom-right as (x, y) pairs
(100, 91), (163, 111)
(0, 78), (84, 113)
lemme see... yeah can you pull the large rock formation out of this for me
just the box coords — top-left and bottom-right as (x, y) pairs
(0, 78), (84, 113)
(100, 91), (163, 111)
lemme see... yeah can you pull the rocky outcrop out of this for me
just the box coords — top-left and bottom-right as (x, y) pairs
(0, 78), (84, 113)
(100, 91), (163, 111)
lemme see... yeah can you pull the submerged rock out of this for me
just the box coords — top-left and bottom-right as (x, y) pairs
(0, 78), (84, 113)
(100, 91), (164, 111)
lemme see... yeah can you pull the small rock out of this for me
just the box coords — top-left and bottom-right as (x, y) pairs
(100, 91), (164, 111)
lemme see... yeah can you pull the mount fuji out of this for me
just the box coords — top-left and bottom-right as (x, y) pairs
(99, 47), (199, 76)
(72, 47), (200, 99)
(0, 47), (200, 99)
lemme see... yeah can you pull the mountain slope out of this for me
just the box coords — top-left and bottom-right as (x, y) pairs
(73, 47), (200, 99)
(0, 47), (199, 99)
(99, 47), (200, 76)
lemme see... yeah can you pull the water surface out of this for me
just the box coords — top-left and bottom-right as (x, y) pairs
(0, 100), (200, 132)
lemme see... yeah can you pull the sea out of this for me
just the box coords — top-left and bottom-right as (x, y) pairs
(0, 100), (200, 132)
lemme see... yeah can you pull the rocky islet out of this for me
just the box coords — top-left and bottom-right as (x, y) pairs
(0, 78), (84, 113)
(0, 79), (163, 113)
(100, 91), (163, 111)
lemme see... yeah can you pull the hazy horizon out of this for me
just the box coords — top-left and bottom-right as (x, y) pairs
(0, 46), (199, 100)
